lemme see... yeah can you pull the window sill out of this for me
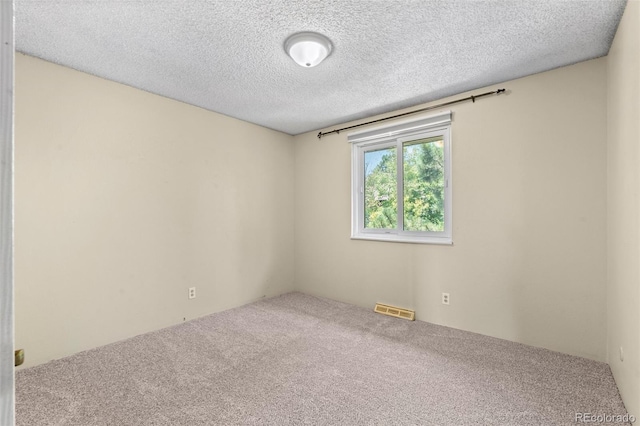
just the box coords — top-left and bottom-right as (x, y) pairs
(351, 233), (453, 245)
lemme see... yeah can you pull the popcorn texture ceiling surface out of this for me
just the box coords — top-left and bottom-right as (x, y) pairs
(16, 0), (626, 135)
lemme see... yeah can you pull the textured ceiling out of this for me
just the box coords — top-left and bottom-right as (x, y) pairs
(16, 0), (626, 135)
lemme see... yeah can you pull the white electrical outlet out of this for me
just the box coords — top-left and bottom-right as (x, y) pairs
(620, 346), (624, 362)
(442, 293), (450, 305)
(188, 287), (196, 299)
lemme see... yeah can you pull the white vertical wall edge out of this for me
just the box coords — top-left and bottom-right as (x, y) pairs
(0, 0), (15, 425)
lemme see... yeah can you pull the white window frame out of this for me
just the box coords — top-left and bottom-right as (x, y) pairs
(349, 111), (452, 245)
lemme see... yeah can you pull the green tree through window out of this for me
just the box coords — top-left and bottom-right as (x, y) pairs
(364, 147), (397, 229)
(403, 138), (444, 232)
(364, 137), (444, 232)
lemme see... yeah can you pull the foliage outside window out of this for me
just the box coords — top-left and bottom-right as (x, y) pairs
(350, 111), (452, 244)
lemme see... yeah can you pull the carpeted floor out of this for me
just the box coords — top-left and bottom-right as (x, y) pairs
(16, 292), (629, 425)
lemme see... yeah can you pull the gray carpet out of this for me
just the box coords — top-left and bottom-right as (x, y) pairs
(16, 292), (629, 425)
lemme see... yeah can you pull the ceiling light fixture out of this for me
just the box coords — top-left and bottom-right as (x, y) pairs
(284, 32), (332, 68)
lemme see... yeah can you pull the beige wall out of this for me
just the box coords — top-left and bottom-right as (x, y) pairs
(15, 54), (295, 368)
(294, 58), (608, 361)
(607, 0), (640, 417)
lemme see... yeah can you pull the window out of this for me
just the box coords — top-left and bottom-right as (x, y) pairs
(350, 111), (452, 244)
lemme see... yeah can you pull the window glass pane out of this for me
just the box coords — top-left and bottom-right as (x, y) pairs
(403, 137), (445, 232)
(364, 147), (397, 229)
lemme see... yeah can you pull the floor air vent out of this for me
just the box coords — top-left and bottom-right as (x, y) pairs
(374, 303), (415, 321)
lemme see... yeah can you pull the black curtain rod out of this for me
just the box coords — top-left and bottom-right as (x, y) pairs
(317, 88), (506, 139)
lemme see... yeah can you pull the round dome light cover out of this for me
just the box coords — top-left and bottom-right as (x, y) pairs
(284, 32), (332, 68)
